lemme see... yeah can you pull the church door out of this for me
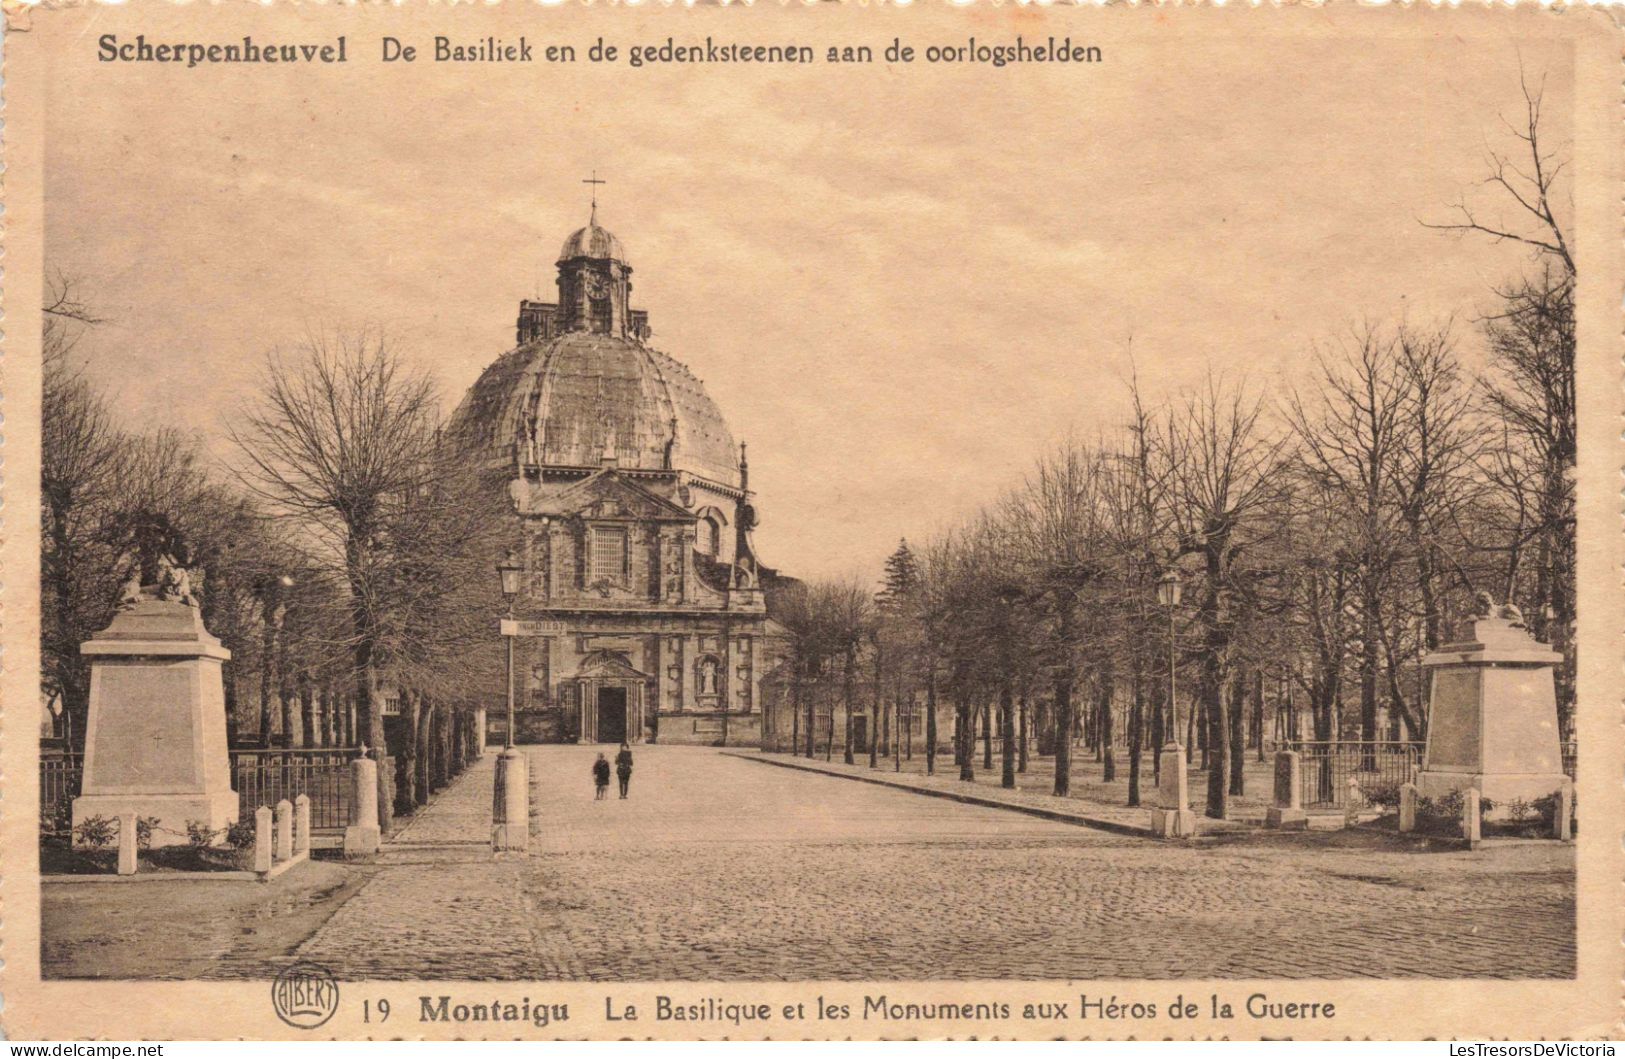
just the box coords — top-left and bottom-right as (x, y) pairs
(596, 686), (628, 744)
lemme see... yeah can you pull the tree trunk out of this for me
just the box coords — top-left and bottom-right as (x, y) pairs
(1053, 667), (1074, 797)
(299, 679), (316, 749)
(1128, 662), (1144, 807)
(957, 691), (975, 782)
(1360, 579), (1380, 771)
(925, 673), (938, 775)
(999, 680), (1016, 789)
(399, 688), (421, 812)
(790, 675), (801, 755)
(259, 615), (276, 744)
(1253, 668), (1267, 762)
(1228, 665), (1247, 797)
(975, 701), (988, 769)
(1099, 662), (1116, 783)
(1017, 695), (1029, 773)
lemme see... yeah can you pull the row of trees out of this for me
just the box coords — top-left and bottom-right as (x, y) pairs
(43, 294), (509, 828)
(773, 81), (1576, 821)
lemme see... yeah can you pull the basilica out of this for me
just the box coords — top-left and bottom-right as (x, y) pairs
(451, 210), (790, 745)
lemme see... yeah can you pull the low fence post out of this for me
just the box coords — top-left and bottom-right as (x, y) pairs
(343, 754), (381, 857)
(1398, 783), (1419, 833)
(253, 806), (274, 873)
(1554, 782), (1573, 841)
(274, 799), (294, 862)
(294, 794), (311, 856)
(1462, 786), (1482, 848)
(1266, 750), (1307, 829)
(117, 812), (139, 876)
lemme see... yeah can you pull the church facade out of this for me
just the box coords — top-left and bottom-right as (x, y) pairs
(452, 214), (789, 746)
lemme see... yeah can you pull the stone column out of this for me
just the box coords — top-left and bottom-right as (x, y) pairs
(1149, 745), (1196, 838)
(1265, 749), (1307, 829)
(274, 799), (294, 861)
(474, 707), (488, 753)
(1462, 786), (1482, 847)
(343, 756), (381, 856)
(1399, 783), (1419, 833)
(294, 794), (311, 856)
(492, 747), (530, 852)
(253, 806), (274, 873)
(117, 812), (139, 876)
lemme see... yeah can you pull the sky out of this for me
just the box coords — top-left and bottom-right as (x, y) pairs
(41, 3), (1574, 584)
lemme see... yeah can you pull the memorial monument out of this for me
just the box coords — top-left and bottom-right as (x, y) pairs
(1417, 593), (1570, 816)
(71, 557), (238, 847)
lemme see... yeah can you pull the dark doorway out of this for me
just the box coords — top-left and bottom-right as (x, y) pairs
(851, 715), (869, 754)
(596, 686), (628, 744)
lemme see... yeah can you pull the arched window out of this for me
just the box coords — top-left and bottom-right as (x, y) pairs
(590, 296), (612, 334)
(695, 517), (717, 557)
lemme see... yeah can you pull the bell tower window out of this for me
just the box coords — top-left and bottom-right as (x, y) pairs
(590, 295), (612, 334)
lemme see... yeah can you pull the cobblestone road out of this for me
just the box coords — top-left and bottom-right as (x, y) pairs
(294, 745), (1574, 981)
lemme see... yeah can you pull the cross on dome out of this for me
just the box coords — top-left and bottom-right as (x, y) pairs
(583, 170), (606, 224)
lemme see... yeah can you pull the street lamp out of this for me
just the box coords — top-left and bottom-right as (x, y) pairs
(1150, 565), (1195, 838)
(1156, 568), (1183, 750)
(496, 550), (522, 747)
(492, 549), (528, 851)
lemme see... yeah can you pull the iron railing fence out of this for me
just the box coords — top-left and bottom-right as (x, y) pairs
(1281, 740), (1423, 810)
(40, 748), (359, 835)
(40, 751), (84, 826)
(230, 749), (357, 830)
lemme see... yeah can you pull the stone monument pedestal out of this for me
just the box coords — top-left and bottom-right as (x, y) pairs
(1417, 608), (1569, 819)
(72, 598), (237, 848)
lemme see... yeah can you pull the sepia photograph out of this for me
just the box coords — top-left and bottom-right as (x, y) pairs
(2, 0), (1621, 1041)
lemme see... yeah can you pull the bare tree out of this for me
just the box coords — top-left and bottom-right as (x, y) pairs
(232, 329), (450, 830)
(1162, 374), (1287, 819)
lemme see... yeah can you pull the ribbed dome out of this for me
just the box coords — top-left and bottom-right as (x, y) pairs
(453, 331), (740, 489)
(558, 222), (626, 264)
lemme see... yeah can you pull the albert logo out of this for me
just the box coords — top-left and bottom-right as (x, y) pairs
(272, 962), (339, 1029)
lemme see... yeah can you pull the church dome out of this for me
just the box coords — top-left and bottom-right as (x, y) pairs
(558, 222), (626, 264)
(453, 331), (740, 489)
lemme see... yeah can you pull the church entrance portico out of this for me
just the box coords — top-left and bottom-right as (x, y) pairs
(573, 649), (649, 743)
(595, 686), (628, 744)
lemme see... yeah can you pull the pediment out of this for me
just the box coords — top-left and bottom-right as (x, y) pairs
(554, 469), (693, 522)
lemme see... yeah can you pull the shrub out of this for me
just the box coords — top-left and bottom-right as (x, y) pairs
(135, 815), (161, 850)
(40, 800), (73, 839)
(185, 819), (220, 849)
(1505, 798), (1534, 824)
(224, 817), (257, 851)
(74, 814), (116, 849)
(1362, 780), (1404, 812)
(1532, 789), (1576, 831)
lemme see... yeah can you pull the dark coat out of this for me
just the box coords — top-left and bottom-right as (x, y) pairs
(593, 759), (611, 786)
(615, 749), (634, 777)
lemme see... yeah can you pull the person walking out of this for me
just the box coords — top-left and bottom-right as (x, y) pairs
(592, 752), (611, 800)
(615, 741), (634, 799)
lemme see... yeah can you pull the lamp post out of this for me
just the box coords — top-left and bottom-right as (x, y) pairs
(1155, 568), (1183, 750)
(1150, 566), (1195, 838)
(492, 550), (528, 851)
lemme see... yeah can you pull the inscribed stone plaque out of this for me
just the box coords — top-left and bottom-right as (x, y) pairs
(1426, 668), (1481, 770)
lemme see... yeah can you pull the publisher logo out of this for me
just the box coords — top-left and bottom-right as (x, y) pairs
(272, 962), (339, 1029)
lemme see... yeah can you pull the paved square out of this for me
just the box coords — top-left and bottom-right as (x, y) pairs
(288, 745), (1574, 981)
